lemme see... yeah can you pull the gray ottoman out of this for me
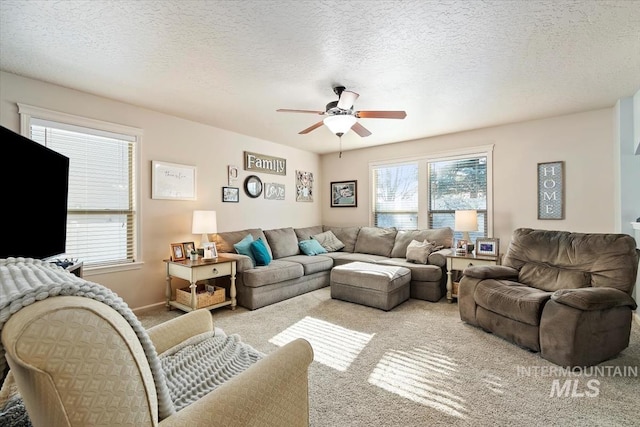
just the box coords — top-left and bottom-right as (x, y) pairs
(330, 261), (411, 311)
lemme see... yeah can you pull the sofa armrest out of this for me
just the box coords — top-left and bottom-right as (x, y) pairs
(428, 248), (453, 267)
(551, 287), (638, 311)
(218, 251), (254, 272)
(147, 309), (214, 354)
(462, 265), (519, 280)
(159, 338), (314, 427)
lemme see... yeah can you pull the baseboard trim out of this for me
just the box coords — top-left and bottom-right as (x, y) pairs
(132, 301), (166, 314)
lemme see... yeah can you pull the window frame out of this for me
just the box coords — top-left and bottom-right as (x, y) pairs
(369, 145), (494, 235)
(18, 103), (143, 274)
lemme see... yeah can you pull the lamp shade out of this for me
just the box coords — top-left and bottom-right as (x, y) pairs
(323, 115), (357, 136)
(454, 209), (478, 232)
(192, 210), (217, 244)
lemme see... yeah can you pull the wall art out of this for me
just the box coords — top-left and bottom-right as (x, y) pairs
(296, 170), (313, 202)
(222, 186), (239, 203)
(264, 183), (285, 200)
(538, 161), (564, 220)
(228, 165), (239, 186)
(152, 160), (196, 200)
(244, 151), (286, 175)
(331, 180), (357, 207)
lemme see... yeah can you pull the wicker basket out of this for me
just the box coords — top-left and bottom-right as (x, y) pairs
(175, 284), (225, 308)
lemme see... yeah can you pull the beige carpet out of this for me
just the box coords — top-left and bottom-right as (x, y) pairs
(138, 288), (639, 427)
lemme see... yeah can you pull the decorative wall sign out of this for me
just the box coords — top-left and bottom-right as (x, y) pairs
(228, 165), (238, 186)
(296, 170), (313, 202)
(244, 151), (286, 176)
(331, 180), (357, 207)
(222, 186), (239, 202)
(152, 161), (196, 200)
(264, 183), (285, 200)
(538, 161), (564, 219)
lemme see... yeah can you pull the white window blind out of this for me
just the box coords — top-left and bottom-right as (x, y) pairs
(428, 156), (487, 242)
(372, 162), (419, 229)
(30, 118), (137, 267)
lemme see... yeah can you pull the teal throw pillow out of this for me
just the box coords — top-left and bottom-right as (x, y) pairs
(250, 238), (272, 266)
(299, 239), (328, 256)
(234, 234), (256, 266)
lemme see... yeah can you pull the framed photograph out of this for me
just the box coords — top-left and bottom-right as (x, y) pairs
(170, 243), (186, 261)
(223, 186), (240, 202)
(476, 238), (499, 257)
(537, 161), (564, 220)
(331, 180), (357, 207)
(203, 241), (218, 259)
(152, 160), (196, 200)
(182, 241), (195, 255)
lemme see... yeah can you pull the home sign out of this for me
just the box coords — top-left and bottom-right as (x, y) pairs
(537, 161), (564, 220)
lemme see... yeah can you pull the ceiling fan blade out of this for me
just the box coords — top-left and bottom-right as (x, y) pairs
(337, 91), (359, 110)
(299, 121), (324, 134)
(356, 110), (407, 119)
(277, 108), (325, 115)
(351, 122), (372, 137)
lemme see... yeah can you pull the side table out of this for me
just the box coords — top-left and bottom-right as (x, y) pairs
(446, 252), (500, 302)
(164, 256), (237, 312)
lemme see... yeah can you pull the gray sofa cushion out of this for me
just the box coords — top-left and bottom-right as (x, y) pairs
(354, 227), (397, 257)
(264, 227), (300, 259)
(216, 228), (272, 258)
(294, 226), (324, 242)
(323, 226), (361, 252)
(377, 258), (442, 282)
(390, 228), (454, 258)
(278, 254), (333, 275)
(242, 260), (304, 287)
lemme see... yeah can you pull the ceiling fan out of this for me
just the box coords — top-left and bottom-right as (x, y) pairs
(277, 86), (407, 138)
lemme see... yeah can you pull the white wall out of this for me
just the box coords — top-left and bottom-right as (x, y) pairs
(0, 71), (322, 309)
(321, 108), (616, 253)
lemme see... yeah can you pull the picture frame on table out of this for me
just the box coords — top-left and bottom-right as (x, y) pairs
(170, 243), (186, 261)
(203, 242), (218, 259)
(330, 180), (357, 207)
(222, 186), (240, 203)
(182, 241), (195, 255)
(476, 238), (499, 257)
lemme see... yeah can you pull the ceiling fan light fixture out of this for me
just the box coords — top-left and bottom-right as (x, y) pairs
(323, 115), (356, 136)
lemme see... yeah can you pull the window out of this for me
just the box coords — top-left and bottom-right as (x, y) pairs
(428, 156), (487, 243)
(370, 146), (492, 238)
(372, 162), (419, 229)
(19, 104), (141, 268)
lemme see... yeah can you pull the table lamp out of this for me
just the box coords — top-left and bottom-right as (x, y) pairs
(192, 210), (217, 258)
(454, 209), (478, 254)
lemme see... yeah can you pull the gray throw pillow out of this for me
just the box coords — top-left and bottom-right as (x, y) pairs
(312, 230), (345, 252)
(406, 240), (443, 264)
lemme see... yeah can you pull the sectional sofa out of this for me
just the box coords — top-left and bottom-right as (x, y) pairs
(212, 225), (454, 310)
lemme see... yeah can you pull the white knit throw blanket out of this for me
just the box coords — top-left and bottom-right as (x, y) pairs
(0, 258), (263, 421)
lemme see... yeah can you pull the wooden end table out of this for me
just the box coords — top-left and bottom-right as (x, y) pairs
(446, 252), (500, 302)
(164, 256), (237, 312)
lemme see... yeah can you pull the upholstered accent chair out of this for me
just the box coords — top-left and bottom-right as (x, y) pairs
(459, 228), (638, 366)
(1, 297), (313, 426)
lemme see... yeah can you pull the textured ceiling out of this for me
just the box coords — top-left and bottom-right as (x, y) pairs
(1, 0), (639, 154)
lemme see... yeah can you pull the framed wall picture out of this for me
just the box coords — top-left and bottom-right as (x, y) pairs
(152, 160), (196, 200)
(476, 238), (499, 257)
(331, 180), (357, 207)
(223, 186), (239, 202)
(296, 170), (313, 202)
(537, 161), (564, 220)
(170, 243), (186, 261)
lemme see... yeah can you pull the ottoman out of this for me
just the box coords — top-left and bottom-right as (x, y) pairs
(330, 261), (411, 311)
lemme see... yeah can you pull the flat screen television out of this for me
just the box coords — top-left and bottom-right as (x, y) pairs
(1, 125), (69, 260)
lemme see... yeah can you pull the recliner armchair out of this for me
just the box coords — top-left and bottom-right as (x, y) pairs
(459, 228), (638, 366)
(1, 296), (313, 426)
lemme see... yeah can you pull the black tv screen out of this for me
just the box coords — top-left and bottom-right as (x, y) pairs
(1, 125), (69, 259)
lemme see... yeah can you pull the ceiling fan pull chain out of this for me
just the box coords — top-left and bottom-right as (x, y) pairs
(339, 136), (342, 158)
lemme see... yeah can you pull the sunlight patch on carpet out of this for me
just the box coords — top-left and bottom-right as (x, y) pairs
(269, 316), (374, 371)
(368, 345), (467, 419)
